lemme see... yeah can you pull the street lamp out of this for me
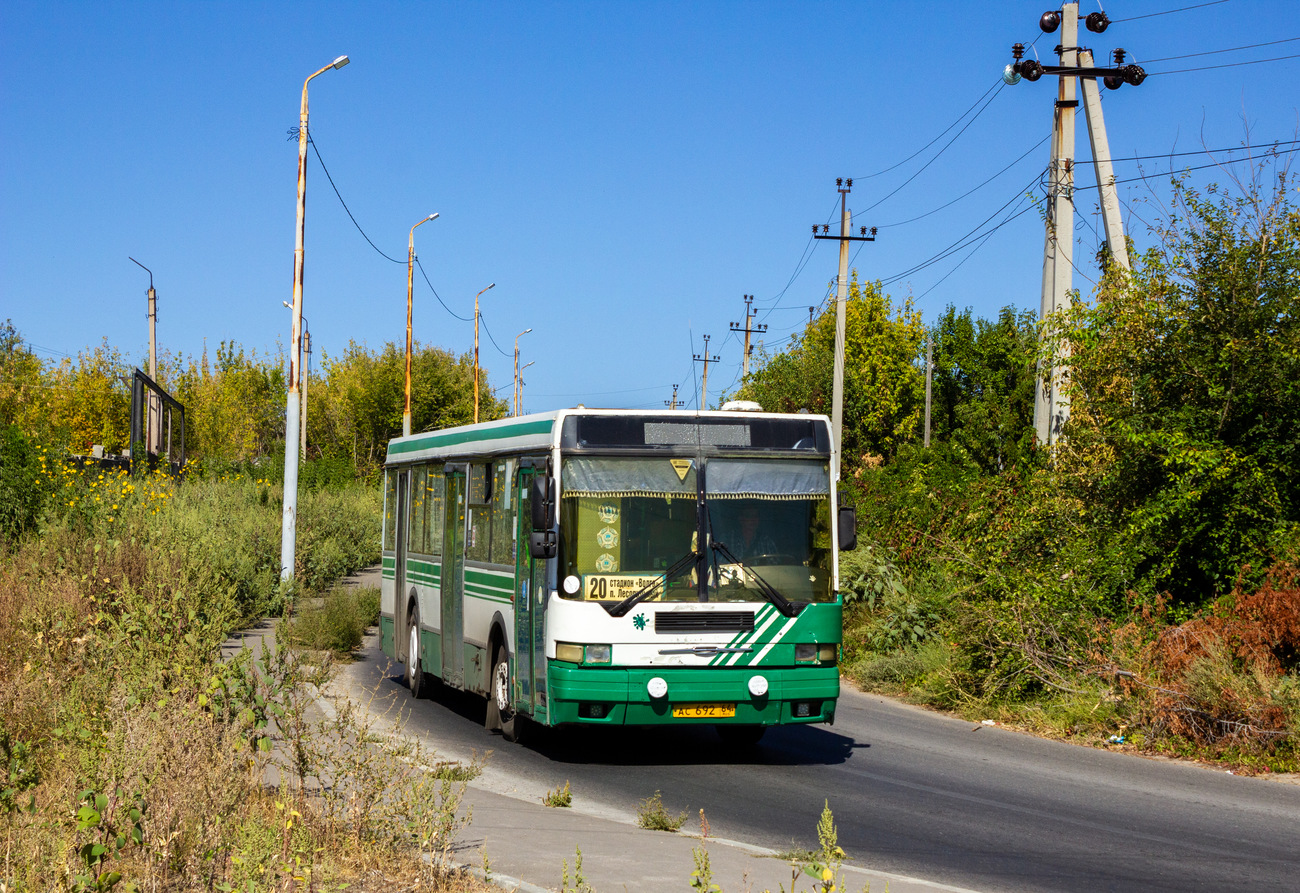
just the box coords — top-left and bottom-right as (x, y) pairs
(281, 54), (349, 585)
(518, 361), (535, 416)
(405, 212), (440, 437)
(473, 282), (495, 423)
(283, 302), (310, 459)
(513, 328), (532, 416)
(128, 257), (161, 454)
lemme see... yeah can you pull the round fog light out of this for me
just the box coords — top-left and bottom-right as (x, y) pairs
(647, 677), (668, 699)
(748, 675), (769, 697)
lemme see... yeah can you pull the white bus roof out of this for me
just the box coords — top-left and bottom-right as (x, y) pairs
(384, 408), (832, 466)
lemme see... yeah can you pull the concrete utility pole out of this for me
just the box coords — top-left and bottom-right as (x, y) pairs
(405, 213), (439, 437)
(281, 54), (349, 584)
(664, 383), (680, 410)
(729, 294), (767, 379)
(812, 179), (876, 481)
(1005, 6), (1143, 447)
(693, 335), (720, 410)
(129, 257), (161, 455)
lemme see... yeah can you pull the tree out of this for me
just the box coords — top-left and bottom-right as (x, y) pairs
(1057, 169), (1300, 601)
(737, 274), (925, 469)
(929, 305), (1038, 473)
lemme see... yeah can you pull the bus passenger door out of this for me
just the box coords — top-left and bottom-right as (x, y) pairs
(517, 466), (548, 723)
(441, 467), (467, 688)
(394, 469), (410, 661)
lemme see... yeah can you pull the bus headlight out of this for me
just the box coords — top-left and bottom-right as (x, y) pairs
(556, 643), (584, 663)
(585, 644), (612, 664)
(795, 643), (817, 662)
(796, 643), (839, 665)
(818, 643), (838, 664)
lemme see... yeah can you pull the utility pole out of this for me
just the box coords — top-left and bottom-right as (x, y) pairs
(693, 335), (720, 410)
(729, 294), (767, 379)
(664, 383), (680, 410)
(812, 178), (876, 481)
(129, 258), (162, 456)
(1004, 6), (1143, 447)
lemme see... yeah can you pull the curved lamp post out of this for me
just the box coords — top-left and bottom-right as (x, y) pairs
(404, 212), (439, 436)
(281, 53), (349, 584)
(513, 328), (532, 416)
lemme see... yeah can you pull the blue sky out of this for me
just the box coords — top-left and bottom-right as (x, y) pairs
(3, 1), (1298, 413)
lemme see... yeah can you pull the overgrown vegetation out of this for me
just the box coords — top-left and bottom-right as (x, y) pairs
(285, 585), (382, 657)
(737, 161), (1300, 769)
(0, 455), (499, 890)
(636, 790), (688, 832)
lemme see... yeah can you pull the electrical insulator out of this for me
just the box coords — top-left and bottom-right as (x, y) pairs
(1003, 63), (1022, 85)
(1085, 11), (1110, 33)
(1021, 60), (1045, 81)
(1104, 74), (1123, 90)
(1123, 64), (1146, 86)
(1039, 10), (1061, 33)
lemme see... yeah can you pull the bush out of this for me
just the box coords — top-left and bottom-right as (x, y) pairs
(0, 425), (49, 547)
(286, 586), (381, 656)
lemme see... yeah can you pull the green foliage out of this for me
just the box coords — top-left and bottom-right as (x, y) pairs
(0, 424), (50, 546)
(736, 274), (926, 467)
(285, 585), (381, 656)
(636, 789), (687, 831)
(1055, 171), (1300, 604)
(542, 779), (572, 808)
(800, 801), (846, 893)
(929, 304), (1038, 473)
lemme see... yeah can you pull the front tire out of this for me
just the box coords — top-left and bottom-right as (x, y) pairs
(406, 604), (427, 699)
(486, 644), (521, 742)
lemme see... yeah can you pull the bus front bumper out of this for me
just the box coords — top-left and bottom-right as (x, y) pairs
(547, 664), (839, 727)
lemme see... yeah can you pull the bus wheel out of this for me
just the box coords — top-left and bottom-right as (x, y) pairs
(716, 724), (765, 748)
(406, 605), (427, 699)
(487, 644), (520, 741)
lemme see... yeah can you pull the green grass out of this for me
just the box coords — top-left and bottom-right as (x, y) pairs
(286, 585), (381, 656)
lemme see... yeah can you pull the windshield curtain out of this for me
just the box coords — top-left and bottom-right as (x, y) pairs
(705, 458), (829, 499)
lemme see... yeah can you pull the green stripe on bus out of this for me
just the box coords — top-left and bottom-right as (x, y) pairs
(386, 418), (554, 456)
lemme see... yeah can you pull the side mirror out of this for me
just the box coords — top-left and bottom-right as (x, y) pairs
(530, 475), (555, 531)
(837, 505), (857, 552)
(529, 530), (557, 559)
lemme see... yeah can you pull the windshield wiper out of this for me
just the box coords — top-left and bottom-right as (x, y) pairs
(710, 540), (801, 618)
(607, 548), (700, 617)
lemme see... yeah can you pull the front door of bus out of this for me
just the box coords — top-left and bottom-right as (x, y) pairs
(394, 469), (410, 661)
(515, 466), (549, 722)
(441, 467), (467, 688)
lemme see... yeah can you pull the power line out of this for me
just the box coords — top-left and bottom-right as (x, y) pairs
(414, 258), (474, 322)
(863, 81), (1007, 213)
(878, 134), (1050, 228)
(1113, 0), (1231, 23)
(855, 80), (1002, 181)
(1141, 35), (1300, 63)
(308, 136), (404, 265)
(1152, 52), (1300, 75)
(477, 314), (513, 359)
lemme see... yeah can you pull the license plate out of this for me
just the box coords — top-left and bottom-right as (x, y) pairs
(672, 703), (736, 718)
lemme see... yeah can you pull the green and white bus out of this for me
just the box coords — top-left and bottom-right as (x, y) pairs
(379, 407), (856, 745)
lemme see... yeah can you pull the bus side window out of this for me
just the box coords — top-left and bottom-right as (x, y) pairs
(383, 470), (398, 551)
(427, 462), (443, 557)
(467, 463), (492, 562)
(409, 465), (426, 553)
(490, 462), (513, 565)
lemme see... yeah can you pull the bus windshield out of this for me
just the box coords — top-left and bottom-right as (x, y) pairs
(559, 456), (833, 606)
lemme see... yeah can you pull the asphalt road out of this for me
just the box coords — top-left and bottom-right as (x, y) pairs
(344, 638), (1300, 893)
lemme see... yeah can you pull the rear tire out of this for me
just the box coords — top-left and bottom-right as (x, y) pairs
(716, 724), (765, 748)
(406, 604), (427, 699)
(486, 644), (520, 741)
